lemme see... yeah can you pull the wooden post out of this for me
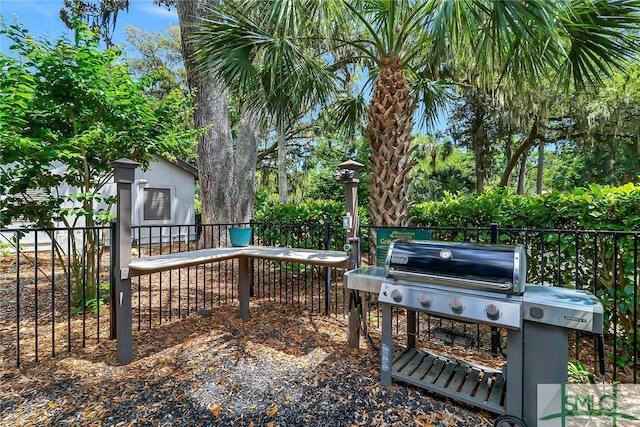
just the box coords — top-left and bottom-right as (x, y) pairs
(238, 255), (250, 320)
(112, 158), (139, 364)
(335, 160), (364, 349)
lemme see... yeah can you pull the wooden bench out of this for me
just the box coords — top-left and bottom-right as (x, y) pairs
(111, 158), (354, 363)
(127, 245), (352, 320)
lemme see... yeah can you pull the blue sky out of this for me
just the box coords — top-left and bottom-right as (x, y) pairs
(0, 0), (449, 132)
(0, 0), (178, 52)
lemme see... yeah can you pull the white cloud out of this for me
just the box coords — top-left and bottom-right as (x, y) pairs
(1, 1), (60, 22)
(136, 3), (178, 20)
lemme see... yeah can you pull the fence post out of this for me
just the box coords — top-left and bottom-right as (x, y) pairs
(249, 219), (254, 298)
(109, 221), (117, 340)
(16, 231), (21, 367)
(490, 223), (498, 245)
(112, 158), (139, 364)
(490, 223), (499, 356)
(324, 220), (331, 315)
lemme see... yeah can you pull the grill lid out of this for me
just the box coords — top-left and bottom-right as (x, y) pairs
(385, 240), (527, 294)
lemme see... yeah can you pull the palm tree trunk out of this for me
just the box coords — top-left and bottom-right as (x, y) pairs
(364, 59), (417, 227)
(176, 0), (235, 247)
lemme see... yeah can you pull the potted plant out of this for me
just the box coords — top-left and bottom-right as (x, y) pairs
(228, 224), (253, 247)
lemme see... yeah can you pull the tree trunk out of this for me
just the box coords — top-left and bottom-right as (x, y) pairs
(430, 146), (437, 171)
(277, 127), (288, 204)
(517, 148), (528, 195)
(471, 106), (486, 194)
(176, 0), (235, 248)
(499, 118), (539, 188)
(536, 141), (544, 194)
(236, 110), (260, 223)
(474, 143), (485, 194)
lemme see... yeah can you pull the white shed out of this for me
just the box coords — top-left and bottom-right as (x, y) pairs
(128, 155), (199, 245)
(1, 155), (199, 250)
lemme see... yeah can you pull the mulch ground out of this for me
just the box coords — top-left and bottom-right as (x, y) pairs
(0, 300), (496, 427)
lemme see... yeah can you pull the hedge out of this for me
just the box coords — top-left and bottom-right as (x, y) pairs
(410, 183), (640, 231)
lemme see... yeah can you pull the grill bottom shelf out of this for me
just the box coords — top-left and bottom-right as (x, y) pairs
(391, 348), (506, 414)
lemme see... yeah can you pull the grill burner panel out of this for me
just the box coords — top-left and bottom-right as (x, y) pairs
(378, 281), (522, 329)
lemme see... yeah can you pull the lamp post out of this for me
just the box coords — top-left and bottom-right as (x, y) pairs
(334, 160), (364, 348)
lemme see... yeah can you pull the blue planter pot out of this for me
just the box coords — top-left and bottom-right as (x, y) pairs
(229, 227), (252, 247)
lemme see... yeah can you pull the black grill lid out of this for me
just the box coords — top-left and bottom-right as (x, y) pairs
(385, 240), (527, 294)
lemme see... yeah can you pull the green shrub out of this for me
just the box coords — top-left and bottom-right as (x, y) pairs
(253, 199), (368, 251)
(410, 183), (640, 230)
(194, 199), (202, 225)
(254, 199), (368, 225)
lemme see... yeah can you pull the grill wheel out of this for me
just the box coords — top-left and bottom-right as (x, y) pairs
(493, 414), (527, 427)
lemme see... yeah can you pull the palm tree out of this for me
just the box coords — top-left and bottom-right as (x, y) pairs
(193, 0), (640, 227)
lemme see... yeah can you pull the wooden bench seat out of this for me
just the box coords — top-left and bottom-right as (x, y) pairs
(128, 245), (351, 277)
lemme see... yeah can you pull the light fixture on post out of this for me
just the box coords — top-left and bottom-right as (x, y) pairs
(342, 212), (353, 232)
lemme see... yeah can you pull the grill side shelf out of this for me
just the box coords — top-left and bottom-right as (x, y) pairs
(391, 348), (506, 415)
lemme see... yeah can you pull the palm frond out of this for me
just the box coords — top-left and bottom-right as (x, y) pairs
(559, 0), (640, 91)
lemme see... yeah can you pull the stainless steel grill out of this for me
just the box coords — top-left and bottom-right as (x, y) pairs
(344, 240), (604, 427)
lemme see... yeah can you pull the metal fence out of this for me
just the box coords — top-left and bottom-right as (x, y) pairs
(0, 226), (114, 367)
(0, 222), (348, 368)
(1, 222), (639, 383)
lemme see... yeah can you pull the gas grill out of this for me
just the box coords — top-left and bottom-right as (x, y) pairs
(344, 240), (604, 427)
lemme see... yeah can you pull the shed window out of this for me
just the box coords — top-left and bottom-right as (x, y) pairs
(143, 188), (172, 221)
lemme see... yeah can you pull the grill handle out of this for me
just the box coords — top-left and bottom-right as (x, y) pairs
(387, 269), (513, 291)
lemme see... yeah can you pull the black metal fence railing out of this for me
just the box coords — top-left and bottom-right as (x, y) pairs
(0, 226), (113, 366)
(127, 222), (348, 332)
(1, 222), (639, 383)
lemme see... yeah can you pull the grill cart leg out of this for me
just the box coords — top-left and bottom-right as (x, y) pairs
(348, 290), (361, 349)
(381, 302), (392, 386)
(407, 309), (416, 348)
(521, 322), (568, 427)
(506, 322), (568, 427)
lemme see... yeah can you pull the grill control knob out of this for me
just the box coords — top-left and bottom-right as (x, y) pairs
(485, 303), (500, 320)
(391, 288), (403, 303)
(449, 297), (464, 313)
(418, 293), (432, 308)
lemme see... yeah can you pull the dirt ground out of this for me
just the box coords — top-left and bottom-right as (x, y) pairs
(1, 299), (498, 426)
